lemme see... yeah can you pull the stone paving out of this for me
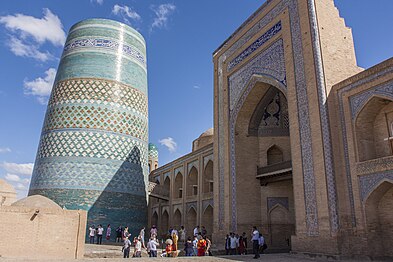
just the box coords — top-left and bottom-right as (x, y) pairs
(0, 244), (386, 261)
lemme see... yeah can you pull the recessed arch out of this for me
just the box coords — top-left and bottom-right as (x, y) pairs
(186, 206), (197, 239)
(173, 208), (182, 229)
(267, 144), (284, 165)
(364, 180), (393, 257)
(187, 166), (198, 197)
(174, 171), (183, 199)
(151, 211), (158, 229)
(163, 176), (170, 197)
(201, 205), (213, 238)
(355, 96), (393, 161)
(161, 210), (169, 237)
(203, 160), (213, 193)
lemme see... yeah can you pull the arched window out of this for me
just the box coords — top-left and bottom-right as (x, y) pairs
(267, 145), (283, 165)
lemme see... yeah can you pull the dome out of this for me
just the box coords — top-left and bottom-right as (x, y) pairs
(148, 143), (158, 159)
(199, 128), (214, 138)
(0, 179), (16, 194)
(12, 195), (62, 210)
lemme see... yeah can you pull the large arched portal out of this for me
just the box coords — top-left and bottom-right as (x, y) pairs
(365, 181), (393, 257)
(234, 81), (295, 251)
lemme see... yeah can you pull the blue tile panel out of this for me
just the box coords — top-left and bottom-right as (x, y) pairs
(148, 143), (159, 159)
(29, 18), (148, 240)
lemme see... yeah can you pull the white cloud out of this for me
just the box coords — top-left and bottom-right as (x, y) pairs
(0, 147), (11, 153)
(1, 162), (34, 177)
(159, 137), (177, 153)
(7, 36), (54, 61)
(150, 3), (176, 31)
(193, 85), (201, 89)
(91, 0), (104, 5)
(0, 8), (65, 62)
(4, 174), (30, 184)
(24, 68), (56, 104)
(0, 8), (66, 46)
(112, 4), (141, 24)
(15, 183), (27, 190)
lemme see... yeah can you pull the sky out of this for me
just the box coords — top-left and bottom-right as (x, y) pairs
(0, 0), (392, 199)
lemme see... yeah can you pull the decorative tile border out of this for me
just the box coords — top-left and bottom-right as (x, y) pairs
(359, 171), (393, 201)
(350, 81), (393, 119)
(229, 38), (286, 110)
(62, 38), (146, 68)
(337, 65), (393, 227)
(174, 166), (184, 178)
(267, 197), (289, 210)
(307, 0), (338, 233)
(217, 0), (320, 236)
(227, 21), (282, 71)
(203, 154), (214, 169)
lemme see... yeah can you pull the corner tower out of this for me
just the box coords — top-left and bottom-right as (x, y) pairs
(148, 143), (159, 173)
(29, 19), (148, 236)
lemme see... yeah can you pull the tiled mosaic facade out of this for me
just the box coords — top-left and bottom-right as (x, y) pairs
(29, 19), (148, 238)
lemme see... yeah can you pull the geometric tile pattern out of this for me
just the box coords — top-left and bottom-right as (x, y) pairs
(228, 21), (282, 71)
(218, 0), (320, 236)
(28, 19), (148, 236)
(49, 79), (148, 114)
(359, 171), (393, 201)
(148, 143), (159, 159)
(43, 104), (148, 140)
(267, 197), (289, 211)
(36, 130), (147, 163)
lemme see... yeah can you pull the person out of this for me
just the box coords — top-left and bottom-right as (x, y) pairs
(184, 237), (194, 256)
(193, 225), (200, 237)
(197, 235), (207, 256)
(239, 235), (246, 255)
(229, 233), (237, 255)
(192, 236), (198, 256)
(133, 237), (142, 257)
(242, 232), (248, 254)
(251, 226), (260, 259)
(123, 236), (131, 258)
(139, 227), (145, 248)
(205, 236), (212, 256)
(150, 225), (157, 238)
(123, 226), (130, 240)
(97, 224), (104, 244)
(179, 226), (186, 244)
(106, 224), (111, 241)
(147, 236), (159, 257)
(201, 226), (207, 237)
(116, 226), (123, 243)
(259, 233), (267, 254)
(171, 229), (178, 251)
(225, 234), (231, 255)
(89, 225), (95, 244)
(163, 238), (174, 257)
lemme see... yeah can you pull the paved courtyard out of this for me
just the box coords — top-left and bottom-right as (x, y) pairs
(0, 244), (386, 261)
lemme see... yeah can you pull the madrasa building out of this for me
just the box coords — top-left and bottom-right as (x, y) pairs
(148, 0), (393, 259)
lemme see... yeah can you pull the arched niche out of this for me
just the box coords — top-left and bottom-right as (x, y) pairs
(203, 160), (213, 193)
(186, 207), (197, 239)
(151, 211), (158, 229)
(173, 209), (182, 229)
(161, 210), (169, 237)
(174, 172), (183, 198)
(187, 167), (198, 197)
(267, 145), (284, 165)
(163, 176), (170, 197)
(201, 205), (213, 238)
(364, 180), (393, 257)
(355, 96), (393, 161)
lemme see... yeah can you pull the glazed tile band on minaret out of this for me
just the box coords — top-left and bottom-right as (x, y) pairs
(29, 19), (148, 238)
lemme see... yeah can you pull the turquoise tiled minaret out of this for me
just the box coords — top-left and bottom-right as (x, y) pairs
(29, 19), (148, 238)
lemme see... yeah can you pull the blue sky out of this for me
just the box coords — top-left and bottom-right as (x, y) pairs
(0, 0), (392, 199)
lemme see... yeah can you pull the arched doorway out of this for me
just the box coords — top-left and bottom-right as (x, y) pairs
(203, 161), (213, 194)
(151, 211), (158, 228)
(234, 81), (294, 251)
(355, 96), (393, 161)
(268, 204), (291, 250)
(202, 205), (213, 239)
(186, 207), (197, 239)
(187, 167), (198, 197)
(173, 209), (182, 230)
(174, 172), (183, 199)
(365, 181), (393, 257)
(163, 176), (170, 198)
(161, 210), (169, 237)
